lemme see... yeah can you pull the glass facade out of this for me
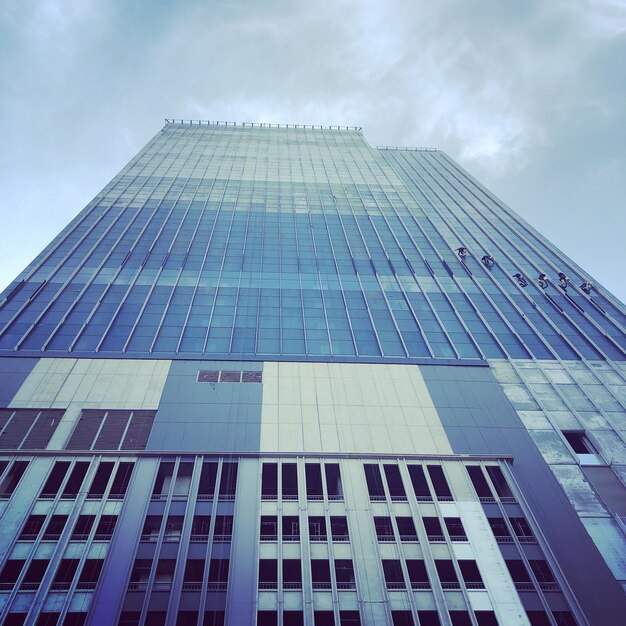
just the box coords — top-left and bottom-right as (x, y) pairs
(0, 120), (625, 626)
(0, 122), (624, 362)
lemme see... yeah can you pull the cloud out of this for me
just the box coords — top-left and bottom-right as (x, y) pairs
(0, 0), (624, 303)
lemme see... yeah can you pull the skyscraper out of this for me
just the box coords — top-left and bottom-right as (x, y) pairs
(0, 119), (624, 626)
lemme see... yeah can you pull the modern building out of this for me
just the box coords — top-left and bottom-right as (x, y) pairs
(0, 119), (624, 626)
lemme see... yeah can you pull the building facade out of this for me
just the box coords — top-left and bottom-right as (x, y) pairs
(0, 120), (624, 626)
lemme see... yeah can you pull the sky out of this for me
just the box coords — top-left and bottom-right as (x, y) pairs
(0, 0), (625, 303)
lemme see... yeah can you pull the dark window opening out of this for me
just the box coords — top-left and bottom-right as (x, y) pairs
(364, 464), (385, 499)
(153, 559), (175, 591)
(164, 515), (184, 540)
(382, 560), (405, 588)
(325, 463), (343, 499)
(335, 559), (355, 589)
(242, 370), (263, 383)
(487, 517), (511, 541)
(95, 515), (117, 540)
(283, 559), (302, 589)
(176, 612), (199, 626)
(218, 463), (238, 498)
(203, 611), (225, 626)
(258, 559), (278, 589)
(40, 461), (70, 498)
(416, 612), (441, 626)
(0, 461), (29, 497)
(72, 515), (96, 540)
(77, 559), (103, 590)
(142, 515), (162, 540)
(257, 612), (278, 626)
(207, 559), (229, 590)
(306, 464), (323, 499)
(109, 462), (134, 498)
(183, 559), (205, 590)
(505, 560), (532, 590)
(407, 560), (429, 589)
(282, 463), (298, 499)
(314, 612), (335, 626)
(173, 463), (194, 497)
(261, 463), (278, 499)
(375, 516), (394, 541)
(192, 515), (211, 539)
(3, 614), (27, 626)
(62, 613), (87, 626)
(340, 611), (361, 626)
(0, 560), (26, 588)
(152, 461), (174, 498)
(526, 612), (550, 626)
(311, 560), (331, 589)
(283, 515), (300, 541)
(309, 516), (327, 541)
(330, 516), (349, 541)
(35, 613), (60, 626)
(552, 612), (577, 626)
(19, 514), (46, 540)
(485, 466), (514, 499)
(87, 462), (114, 498)
(61, 462), (89, 498)
(220, 370), (241, 383)
(562, 431), (595, 454)
(128, 559), (152, 590)
(384, 464), (406, 500)
(283, 612), (304, 626)
(52, 559), (79, 590)
(445, 518), (467, 541)
(458, 560), (484, 589)
(198, 370), (219, 382)
(391, 611), (414, 626)
(475, 612), (499, 626)
(43, 515), (68, 540)
(396, 517), (417, 541)
(449, 612), (472, 626)
(260, 516), (277, 540)
(510, 518), (535, 542)
(214, 515), (233, 541)
(423, 517), (444, 541)
(529, 560), (557, 588)
(198, 461), (218, 498)
(435, 560), (459, 589)
(467, 466), (493, 500)
(427, 465), (452, 500)
(22, 559), (49, 589)
(408, 465), (431, 500)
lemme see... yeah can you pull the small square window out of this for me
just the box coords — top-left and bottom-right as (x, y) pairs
(197, 370), (219, 383)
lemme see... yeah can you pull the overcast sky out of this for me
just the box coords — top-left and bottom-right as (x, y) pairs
(1, 0), (625, 303)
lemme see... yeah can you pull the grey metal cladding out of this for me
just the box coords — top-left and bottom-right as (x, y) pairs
(420, 363), (626, 625)
(148, 361), (263, 452)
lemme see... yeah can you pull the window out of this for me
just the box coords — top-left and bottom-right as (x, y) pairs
(95, 515), (117, 540)
(306, 464), (323, 499)
(384, 464), (406, 500)
(260, 516), (277, 541)
(192, 515), (211, 539)
(0, 461), (28, 497)
(311, 560), (331, 589)
(214, 515), (233, 541)
(19, 515), (46, 540)
(164, 515), (184, 540)
(309, 516), (327, 541)
(475, 612), (499, 626)
(0, 409), (64, 450)
(330, 516), (349, 541)
(283, 560), (302, 589)
(458, 560), (484, 589)
(109, 462), (134, 498)
(444, 518), (467, 541)
(563, 431), (602, 465)
(0, 560), (25, 589)
(207, 559), (229, 590)
(449, 612), (472, 626)
(72, 515), (96, 540)
(391, 612), (414, 626)
(198, 461), (217, 498)
(283, 613), (304, 626)
(408, 465), (431, 500)
(340, 612), (361, 626)
(407, 560), (429, 589)
(203, 611), (225, 626)
(488, 517), (511, 542)
(416, 613), (441, 626)
(427, 466), (452, 500)
(257, 612), (277, 626)
(219, 463), (237, 498)
(87, 462), (114, 498)
(153, 559), (175, 591)
(129, 559), (152, 590)
(394, 517), (416, 541)
(52, 559), (79, 590)
(423, 517), (444, 541)
(467, 466), (493, 500)
(529, 560), (558, 590)
(183, 560), (205, 590)
(35, 614), (60, 626)
(314, 613), (335, 626)
(505, 560), (532, 590)
(435, 560), (459, 589)
(261, 463), (278, 499)
(61, 462), (89, 498)
(325, 463), (343, 499)
(382, 560), (405, 589)
(485, 466), (514, 500)
(173, 463), (193, 497)
(335, 560), (355, 589)
(40, 461), (70, 498)
(43, 515), (68, 540)
(77, 559), (103, 590)
(374, 517), (394, 541)
(364, 464), (385, 500)
(282, 463), (298, 499)
(142, 516), (162, 540)
(21, 559), (49, 590)
(510, 518), (535, 542)
(283, 516), (300, 541)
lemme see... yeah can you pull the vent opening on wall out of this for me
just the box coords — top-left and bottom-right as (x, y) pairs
(65, 410), (156, 451)
(0, 409), (65, 450)
(197, 370), (262, 383)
